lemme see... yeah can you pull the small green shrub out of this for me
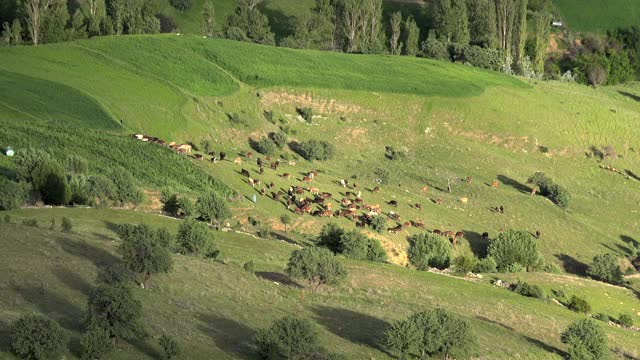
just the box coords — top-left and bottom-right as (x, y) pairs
(487, 229), (543, 271)
(506, 262), (525, 273)
(587, 253), (624, 285)
(473, 257), (497, 273)
(264, 110), (275, 124)
(512, 281), (544, 299)
(271, 131), (288, 149)
(408, 233), (453, 270)
(617, 313), (634, 327)
(542, 262), (562, 274)
(228, 112), (248, 126)
(80, 324), (113, 360)
(527, 172), (570, 209)
(11, 314), (68, 360)
(159, 334), (180, 360)
(0, 178), (30, 210)
(561, 319), (608, 360)
(296, 139), (335, 161)
(368, 215), (386, 234)
(568, 295), (592, 314)
(453, 255), (477, 273)
(22, 218), (38, 227)
(243, 260), (256, 273)
(297, 107), (313, 122)
(255, 137), (277, 156)
(61, 217), (72, 233)
(176, 219), (219, 258)
(593, 313), (609, 322)
(257, 224), (271, 239)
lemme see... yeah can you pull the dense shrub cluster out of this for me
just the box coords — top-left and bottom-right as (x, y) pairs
(176, 218), (219, 259)
(296, 139), (335, 161)
(286, 247), (347, 293)
(527, 172), (570, 209)
(408, 233), (453, 270)
(568, 295), (592, 314)
(10, 315), (67, 360)
(317, 223), (387, 262)
(586, 253), (624, 285)
(512, 281), (544, 299)
(254, 136), (277, 156)
(487, 230), (543, 272)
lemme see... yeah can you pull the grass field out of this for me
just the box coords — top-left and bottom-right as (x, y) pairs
(553, 0), (640, 32)
(1, 208), (639, 359)
(1, 34), (640, 358)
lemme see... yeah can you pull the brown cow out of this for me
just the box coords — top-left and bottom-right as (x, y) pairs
(435, 198), (443, 205)
(308, 187), (320, 195)
(414, 203), (422, 210)
(245, 152), (253, 158)
(412, 220), (425, 229)
(340, 198), (352, 206)
(388, 224), (403, 234)
(269, 182), (276, 189)
(372, 186), (381, 193)
(421, 186), (429, 193)
(302, 176), (313, 183)
(241, 169), (251, 177)
(282, 173), (291, 179)
(194, 154), (203, 160)
(432, 229), (442, 235)
(270, 161), (279, 170)
(320, 192), (332, 199)
(491, 180), (499, 188)
(234, 157), (242, 165)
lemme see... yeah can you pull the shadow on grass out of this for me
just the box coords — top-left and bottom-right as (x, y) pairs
(621, 235), (639, 249)
(196, 313), (255, 359)
(618, 90), (640, 102)
(52, 267), (94, 296)
(0, 319), (11, 353)
(462, 230), (489, 258)
(476, 316), (566, 357)
(128, 338), (160, 359)
(55, 235), (119, 268)
(14, 285), (83, 332)
(555, 254), (588, 276)
(254, 272), (302, 288)
(496, 175), (531, 194)
(475, 316), (514, 331)
(311, 306), (392, 356)
(624, 169), (640, 182)
(269, 231), (306, 247)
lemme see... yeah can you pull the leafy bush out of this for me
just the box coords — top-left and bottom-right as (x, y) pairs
(463, 45), (502, 71)
(228, 112), (248, 126)
(61, 217), (72, 233)
(32, 160), (71, 205)
(568, 295), (592, 314)
(118, 224), (174, 288)
(296, 139), (335, 161)
(587, 253), (624, 285)
(111, 170), (144, 205)
(80, 324), (113, 360)
(561, 319), (607, 360)
(318, 223), (344, 253)
(255, 316), (319, 360)
(176, 218), (219, 258)
(84, 283), (145, 342)
(506, 262), (525, 273)
(169, 0), (191, 11)
(512, 281), (544, 299)
(453, 255), (477, 273)
(542, 262), (562, 274)
(22, 218), (38, 227)
(617, 313), (634, 327)
(11, 314), (67, 360)
(473, 257), (497, 273)
(285, 247), (347, 293)
(297, 107), (313, 122)
(96, 263), (134, 286)
(159, 334), (180, 360)
(0, 177), (29, 210)
(384, 319), (420, 360)
(592, 313), (609, 322)
(408, 233), (453, 270)
(255, 136), (277, 156)
(527, 172), (570, 209)
(197, 191), (231, 225)
(487, 229), (543, 271)
(340, 229), (387, 262)
(243, 260), (256, 273)
(422, 31), (449, 60)
(368, 215), (386, 233)
(271, 131), (288, 149)
(408, 308), (475, 359)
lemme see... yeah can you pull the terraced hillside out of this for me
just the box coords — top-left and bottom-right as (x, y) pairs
(1, 35), (639, 359)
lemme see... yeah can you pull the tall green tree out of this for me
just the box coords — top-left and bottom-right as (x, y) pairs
(84, 283), (145, 344)
(434, 0), (469, 44)
(223, 0), (274, 45)
(118, 224), (173, 289)
(467, 0), (496, 48)
(21, 0), (59, 45)
(495, 0), (515, 54)
(39, 0), (68, 43)
(487, 229), (543, 271)
(531, 9), (551, 74)
(339, 0), (361, 52)
(384, 319), (419, 360)
(511, 0), (528, 68)
(108, 0), (125, 35)
(403, 15), (420, 56)
(202, 0), (215, 37)
(196, 191), (231, 226)
(285, 247), (347, 293)
(389, 11), (402, 55)
(410, 308), (474, 360)
(10, 315), (68, 360)
(560, 319), (608, 360)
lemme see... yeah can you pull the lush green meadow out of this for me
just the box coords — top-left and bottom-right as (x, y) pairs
(1, 208), (639, 359)
(1, 34), (640, 358)
(554, 0), (640, 32)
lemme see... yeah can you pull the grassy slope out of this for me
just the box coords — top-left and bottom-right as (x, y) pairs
(554, 0), (640, 32)
(1, 208), (639, 359)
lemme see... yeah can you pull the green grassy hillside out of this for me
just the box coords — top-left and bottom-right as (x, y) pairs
(1, 208), (639, 359)
(1, 34), (640, 358)
(554, 0), (640, 32)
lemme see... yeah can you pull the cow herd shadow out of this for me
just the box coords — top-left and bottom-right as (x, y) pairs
(197, 313), (256, 359)
(497, 175), (531, 194)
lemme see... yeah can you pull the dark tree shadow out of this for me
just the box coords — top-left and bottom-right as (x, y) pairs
(624, 169), (640, 182)
(14, 285), (83, 331)
(462, 230), (489, 258)
(0, 165), (15, 180)
(555, 254), (588, 276)
(254, 272), (302, 288)
(128, 338), (160, 359)
(103, 221), (122, 235)
(618, 90), (640, 102)
(475, 316), (514, 330)
(52, 267), (94, 296)
(91, 232), (115, 242)
(312, 306), (392, 356)
(496, 175), (531, 194)
(196, 313), (256, 359)
(269, 231), (307, 247)
(476, 316), (565, 357)
(602, 243), (634, 257)
(54, 236), (120, 268)
(0, 319), (11, 353)
(257, 4), (295, 42)
(621, 235), (639, 249)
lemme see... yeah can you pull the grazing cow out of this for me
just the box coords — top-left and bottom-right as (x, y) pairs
(289, 160), (296, 166)
(194, 154), (203, 160)
(282, 173), (292, 180)
(412, 220), (425, 229)
(491, 180), (499, 188)
(372, 186), (381, 193)
(403, 221), (412, 228)
(320, 192), (332, 199)
(220, 152), (226, 161)
(269, 182), (276, 189)
(481, 232), (489, 238)
(535, 230), (541, 239)
(254, 179), (261, 188)
(295, 186), (305, 195)
(388, 224), (403, 234)
(352, 182), (358, 189)
(234, 157), (242, 165)
(257, 158), (263, 167)
(499, 206), (504, 213)
(309, 170), (318, 178)
(421, 186), (429, 193)
(414, 203), (422, 210)
(354, 197), (364, 204)
(246, 152), (253, 158)
(176, 144), (192, 153)
(432, 229), (442, 235)
(302, 176), (313, 183)
(465, 176), (472, 184)
(345, 191), (355, 198)
(455, 231), (464, 241)
(321, 210), (333, 217)
(313, 197), (325, 205)
(210, 156), (217, 163)
(295, 207), (304, 215)
(308, 187), (320, 195)
(435, 198), (443, 205)
(388, 200), (398, 207)
(248, 178), (255, 187)
(260, 188), (266, 196)
(286, 198), (293, 208)
(460, 197), (469, 204)
(326, 202), (332, 210)
(340, 179), (347, 187)
(259, 166), (264, 175)
(340, 198), (351, 206)
(530, 188), (537, 196)
(271, 161), (279, 170)
(266, 156), (271, 161)
(241, 169), (251, 177)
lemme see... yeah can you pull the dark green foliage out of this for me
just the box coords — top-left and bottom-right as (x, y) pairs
(592, 313), (609, 322)
(10, 315), (67, 360)
(384, 319), (419, 360)
(243, 260), (256, 273)
(561, 319), (608, 360)
(285, 247), (347, 293)
(255, 316), (319, 360)
(22, 218), (38, 227)
(368, 215), (386, 233)
(296, 139), (335, 161)
(512, 281), (544, 299)
(223, 0), (275, 45)
(96, 263), (134, 286)
(422, 31), (449, 60)
(318, 223), (344, 253)
(297, 107), (313, 122)
(68, 174), (91, 205)
(176, 218), (219, 258)
(197, 191), (231, 225)
(159, 334), (180, 360)
(318, 224), (386, 262)
(408, 233), (453, 270)
(271, 131), (288, 149)
(463, 45), (502, 71)
(453, 255), (477, 273)
(65, 154), (88, 174)
(473, 257), (497, 273)
(61, 217), (72, 233)
(170, 0), (192, 12)
(527, 172), (570, 208)
(110, 171), (144, 206)
(587, 253), (624, 285)
(409, 308), (475, 359)
(403, 16), (420, 56)
(161, 190), (193, 218)
(80, 324), (113, 360)
(255, 136), (277, 156)
(84, 283), (145, 342)
(617, 313), (634, 327)
(0, 177), (29, 210)
(118, 224), (173, 288)
(279, 213), (291, 232)
(568, 295), (592, 314)
(487, 229), (543, 271)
